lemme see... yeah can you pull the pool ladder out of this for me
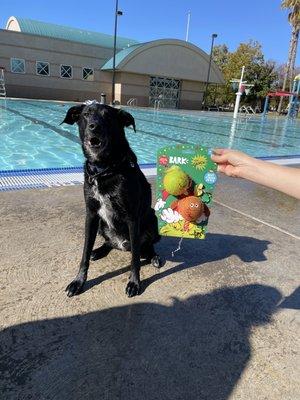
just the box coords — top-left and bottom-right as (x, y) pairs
(0, 68), (6, 98)
(154, 99), (163, 111)
(127, 98), (138, 107)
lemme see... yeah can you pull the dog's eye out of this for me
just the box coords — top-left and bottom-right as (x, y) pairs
(83, 112), (89, 117)
(195, 204), (199, 208)
(190, 204), (194, 208)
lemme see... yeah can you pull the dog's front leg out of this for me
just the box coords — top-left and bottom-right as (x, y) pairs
(66, 209), (99, 297)
(126, 220), (141, 297)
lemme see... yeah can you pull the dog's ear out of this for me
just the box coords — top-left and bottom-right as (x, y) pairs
(118, 109), (136, 132)
(61, 105), (84, 125)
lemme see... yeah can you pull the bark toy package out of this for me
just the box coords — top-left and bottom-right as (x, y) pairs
(155, 145), (218, 239)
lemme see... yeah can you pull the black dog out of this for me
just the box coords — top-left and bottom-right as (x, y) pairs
(62, 103), (161, 297)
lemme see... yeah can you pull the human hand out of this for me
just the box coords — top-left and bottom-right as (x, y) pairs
(211, 148), (257, 178)
(211, 148), (300, 199)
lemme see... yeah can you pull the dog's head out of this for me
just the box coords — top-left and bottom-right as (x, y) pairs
(61, 103), (136, 163)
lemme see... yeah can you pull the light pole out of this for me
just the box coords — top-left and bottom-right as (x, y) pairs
(111, 0), (123, 105)
(202, 33), (217, 109)
(185, 11), (191, 42)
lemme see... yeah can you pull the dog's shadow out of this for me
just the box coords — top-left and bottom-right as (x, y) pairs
(1, 283), (286, 399)
(84, 233), (271, 294)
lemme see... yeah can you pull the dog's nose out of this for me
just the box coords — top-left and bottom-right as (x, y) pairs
(89, 123), (96, 131)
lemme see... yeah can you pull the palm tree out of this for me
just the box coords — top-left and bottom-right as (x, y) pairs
(278, 0), (300, 114)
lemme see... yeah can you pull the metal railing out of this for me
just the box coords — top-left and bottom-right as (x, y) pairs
(126, 98), (138, 107)
(0, 68), (6, 98)
(239, 105), (255, 114)
(154, 99), (163, 111)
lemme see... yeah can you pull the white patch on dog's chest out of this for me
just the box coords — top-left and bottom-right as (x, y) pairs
(92, 185), (128, 250)
(92, 186), (114, 229)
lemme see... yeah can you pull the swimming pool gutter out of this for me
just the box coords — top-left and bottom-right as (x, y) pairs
(0, 164), (156, 192)
(0, 157), (299, 192)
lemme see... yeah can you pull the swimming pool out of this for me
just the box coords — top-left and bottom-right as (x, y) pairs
(1, 98), (300, 171)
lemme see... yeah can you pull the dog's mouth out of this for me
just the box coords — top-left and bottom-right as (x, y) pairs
(88, 137), (101, 148)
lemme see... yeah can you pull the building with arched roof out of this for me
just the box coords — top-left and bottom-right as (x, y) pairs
(0, 16), (224, 109)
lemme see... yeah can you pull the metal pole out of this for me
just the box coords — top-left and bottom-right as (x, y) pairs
(287, 78), (296, 118)
(111, 0), (119, 105)
(233, 65), (245, 119)
(262, 95), (269, 118)
(202, 33), (217, 109)
(185, 11), (191, 42)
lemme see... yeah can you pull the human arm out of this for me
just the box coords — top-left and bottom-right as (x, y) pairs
(211, 148), (300, 200)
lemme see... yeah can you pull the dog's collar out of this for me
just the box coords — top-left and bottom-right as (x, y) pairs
(85, 158), (136, 184)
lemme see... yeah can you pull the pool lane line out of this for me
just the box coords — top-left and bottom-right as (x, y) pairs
(214, 199), (300, 240)
(18, 100), (300, 147)
(5, 101), (188, 146)
(0, 102), (188, 155)
(0, 104), (80, 145)
(131, 105), (300, 128)
(134, 115), (298, 149)
(3, 101), (297, 153)
(25, 100), (300, 141)
(129, 107), (300, 138)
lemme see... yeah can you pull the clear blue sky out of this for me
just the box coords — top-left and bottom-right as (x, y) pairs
(1, 0), (296, 65)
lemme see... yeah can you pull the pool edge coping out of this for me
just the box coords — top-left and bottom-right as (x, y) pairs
(0, 156), (299, 192)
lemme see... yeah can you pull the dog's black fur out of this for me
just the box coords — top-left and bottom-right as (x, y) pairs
(62, 103), (161, 297)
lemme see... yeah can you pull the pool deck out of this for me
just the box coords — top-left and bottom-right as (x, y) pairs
(0, 176), (299, 400)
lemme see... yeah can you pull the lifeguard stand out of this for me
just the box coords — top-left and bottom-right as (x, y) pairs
(0, 67), (6, 98)
(263, 74), (300, 119)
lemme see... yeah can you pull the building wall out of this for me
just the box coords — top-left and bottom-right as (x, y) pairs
(0, 29), (220, 109)
(180, 80), (205, 110)
(114, 40), (223, 84)
(0, 29), (114, 102)
(115, 72), (149, 106)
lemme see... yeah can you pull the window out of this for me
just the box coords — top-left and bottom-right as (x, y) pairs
(36, 61), (50, 76)
(82, 67), (94, 81)
(11, 58), (25, 74)
(149, 76), (181, 109)
(60, 65), (72, 79)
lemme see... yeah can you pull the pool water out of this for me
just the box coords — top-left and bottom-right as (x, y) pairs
(1, 98), (300, 171)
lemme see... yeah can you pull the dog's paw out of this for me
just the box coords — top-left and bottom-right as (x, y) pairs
(125, 280), (140, 297)
(151, 255), (162, 269)
(90, 249), (103, 261)
(65, 278), (85, 297)
(90, 244), (111, 261)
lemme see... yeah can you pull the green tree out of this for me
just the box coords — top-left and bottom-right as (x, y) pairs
(206, 41), (278, 109)
(278, 0), (300, 113)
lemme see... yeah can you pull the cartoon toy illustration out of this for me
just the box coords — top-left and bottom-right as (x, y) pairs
(156, 145), (217, 240)
(194, 183), (213, 203)
(171, 196), (209, 223)
(204, 170), (217, 185)
(191, 154), (208, 170)
(159, 154), (169, 166)
(162, 165), (191, 199)
(159, 207), (206, 238)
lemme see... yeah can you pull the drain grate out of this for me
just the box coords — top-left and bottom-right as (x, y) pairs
(0, 167), (84, 192)
(0, 165), (156, 192)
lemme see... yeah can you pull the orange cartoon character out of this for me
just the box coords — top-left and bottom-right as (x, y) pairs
(171, 196), (210, 231)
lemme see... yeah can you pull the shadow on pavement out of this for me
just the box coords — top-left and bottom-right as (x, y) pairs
(1, 284), (282, 400)
(84, 233), (271, 294)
